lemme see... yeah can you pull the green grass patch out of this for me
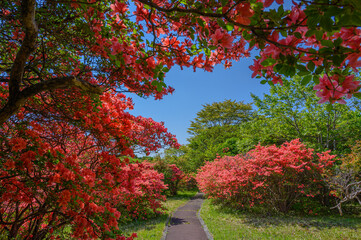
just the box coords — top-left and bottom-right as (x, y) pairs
(200, 199), (361, 240)
(119, 190), (197, 240)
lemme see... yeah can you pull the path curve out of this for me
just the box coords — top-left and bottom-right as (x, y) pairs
(163, 193), (213, 240)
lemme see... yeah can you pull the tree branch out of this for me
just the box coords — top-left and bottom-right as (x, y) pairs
(9, 0), (38, 102)
(0, 76), (103, 125)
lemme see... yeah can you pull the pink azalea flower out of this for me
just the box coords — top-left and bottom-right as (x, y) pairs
(210, 29), (234, 49)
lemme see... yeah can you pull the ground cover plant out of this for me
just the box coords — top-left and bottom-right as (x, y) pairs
(2, 0), (361, 239)
(200, 199), (361, 240)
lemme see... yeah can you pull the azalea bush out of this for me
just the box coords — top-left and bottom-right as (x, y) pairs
(196, 139), (336, 213)
(153, 161), (184, 196)
(115, 161), (167, 222)
(179, 173), (198, 191)
(0, 93), (175, 239)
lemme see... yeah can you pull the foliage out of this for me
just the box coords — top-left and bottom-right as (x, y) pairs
(215, 137), (241, 157)
(188, 100), (253, 136)
(326, 141), (361, 215)
(186, 125), (242, 171)
(178, 173), (198, 191)
(340, 140), (361, 173)
(238, 77), (361, 154)
(184, 100), (253, 171)
(153, 160), (184, 196)
(237, 116), (288, 152)
(197, 139), (335, 213)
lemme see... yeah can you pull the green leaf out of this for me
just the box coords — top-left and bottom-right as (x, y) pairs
(285, 66), (296, 77)
(197, 18), (205, 28)
(217, 19), (226, 29)
(315, 31), (323, 41)
(326, 104), (333, 112)
(260, 80), (268, 84)
(294, 32), (302, 39)
(307, 14), (321, 28)
(242, 31), (252, 40)
(313, 75), (320, 84)
(225, 24), (234, 31)
(332, 54), (346, 67)
(221, 0), (228, 7)
(315, 66), (324, 75)
(307, 61), (315, 72)
(296, 64), (308, 73)
(321, 40), (334, 48)
(280, 30), (288, 37)
(204, 28), (209, 37)
(301, 75), (312, 85)
(274, 64), (283, 73)
(353, 92), (361, 99)
(305, 30), (315, 37)
(350, 13), (361, 25)
(334, 37), (343, 47)
(320, 16), (333, 32)
(261, 58), (276, 67)
(204, 48), (211, 57)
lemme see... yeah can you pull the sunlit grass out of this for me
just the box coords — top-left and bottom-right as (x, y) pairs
(200, 199), (361, 240)
(119, 190), (197, 240)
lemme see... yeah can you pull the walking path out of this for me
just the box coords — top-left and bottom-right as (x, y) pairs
(163, 193), (213, 240)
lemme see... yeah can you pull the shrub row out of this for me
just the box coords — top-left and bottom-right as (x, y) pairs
(196, 139), (336, 213)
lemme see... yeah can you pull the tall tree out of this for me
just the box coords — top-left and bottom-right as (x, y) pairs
(188, 100), (253, 136)
(185, 100), (253, 171)
(238, 77), (361, 154)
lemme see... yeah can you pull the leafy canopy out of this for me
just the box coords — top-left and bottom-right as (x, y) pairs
(238, 77), (361, 154)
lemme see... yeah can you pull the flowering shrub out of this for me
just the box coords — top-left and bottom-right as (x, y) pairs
(111, 161), (167, 223)
(153, 161), (184, 196)
(196, 139), (336, 213)
(0, 92), (176, 240)
(179, 173), (198, 191)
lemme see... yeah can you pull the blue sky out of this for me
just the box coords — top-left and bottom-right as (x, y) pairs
(124, 1), (296, 150)
(129, 57), (270, 146)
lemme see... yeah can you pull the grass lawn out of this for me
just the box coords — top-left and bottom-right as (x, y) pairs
(118, 190), (197, 240)
(200, 199), (361, 240)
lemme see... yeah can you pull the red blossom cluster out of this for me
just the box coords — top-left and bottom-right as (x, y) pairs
(0, 87), (177, 239)
(179, 173), (198, 191)
(153, 161), (184, 196)
(196, 139), (336, 212)
(169, 164), (184, 182)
